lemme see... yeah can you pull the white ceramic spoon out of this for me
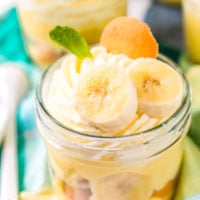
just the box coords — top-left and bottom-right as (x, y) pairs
(0, 63), (29, 200)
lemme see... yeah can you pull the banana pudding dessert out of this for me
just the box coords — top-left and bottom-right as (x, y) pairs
(36, 17), (191, 200)
(16, 0), (127, 68)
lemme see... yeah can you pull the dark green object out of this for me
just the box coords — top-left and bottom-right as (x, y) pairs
(189, 110), (200, 147)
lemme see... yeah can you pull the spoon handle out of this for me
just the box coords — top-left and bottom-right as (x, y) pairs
(0, 113), (18, 200)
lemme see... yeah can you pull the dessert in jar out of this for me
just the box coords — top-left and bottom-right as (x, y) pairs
(182, 0), (200, 63)
(16, 0), (127, 68)
(35, 17), (191, 200)
(157, 0), (181, 4)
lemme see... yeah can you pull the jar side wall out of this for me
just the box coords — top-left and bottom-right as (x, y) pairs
(36, 96), (191, 200)
(40, 121), (186, 200)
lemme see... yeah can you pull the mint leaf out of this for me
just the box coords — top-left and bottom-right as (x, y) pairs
(49, 26), (92, 59)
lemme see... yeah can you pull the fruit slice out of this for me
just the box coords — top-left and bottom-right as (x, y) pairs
(127, 58), (183, 118)
(100, 16), (158, 59)
(75, 66), (138, 133)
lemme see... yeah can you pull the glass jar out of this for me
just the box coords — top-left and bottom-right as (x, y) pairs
(36, 54), (191, 200)
(182, 0), (200, 63)
(157, 0), (181, 5)
(16, 0), (127, 68)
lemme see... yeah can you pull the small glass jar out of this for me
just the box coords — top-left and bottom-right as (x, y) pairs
(157, 0), (181, 5)
(16, 0), (127, 68)
(36, 55), (191, 200)
(182, 0), (200, 63)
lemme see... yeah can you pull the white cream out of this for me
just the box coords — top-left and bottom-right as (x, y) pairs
(47, 46), (160, 136)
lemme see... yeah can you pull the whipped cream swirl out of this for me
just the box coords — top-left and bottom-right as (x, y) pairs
(47, 46), (159, 136)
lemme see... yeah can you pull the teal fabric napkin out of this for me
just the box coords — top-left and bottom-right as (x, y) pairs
(1, 7), (200, 200)
(0, 8), (50, 192)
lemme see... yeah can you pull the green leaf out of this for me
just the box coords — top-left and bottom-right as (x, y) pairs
(49, 26), (93, 59)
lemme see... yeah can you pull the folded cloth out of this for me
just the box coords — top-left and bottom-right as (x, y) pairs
(1, 7), (200, 200)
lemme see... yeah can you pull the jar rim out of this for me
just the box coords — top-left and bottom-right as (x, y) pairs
(36, 53), (191, 143)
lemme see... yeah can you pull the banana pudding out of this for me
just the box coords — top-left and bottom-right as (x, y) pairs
(36, 17), (191, 200)
(16, 0), (127, 68)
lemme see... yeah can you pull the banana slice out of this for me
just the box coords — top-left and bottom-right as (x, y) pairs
(75, 66), (138, 133)
(127, 58), (183, 118)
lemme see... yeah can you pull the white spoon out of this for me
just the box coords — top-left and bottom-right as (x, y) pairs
(0, 63), (29, 200)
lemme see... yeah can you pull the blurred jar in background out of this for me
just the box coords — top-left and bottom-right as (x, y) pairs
(182, 0), (200, 63)
(16, 0), (127, 68)
(157, 0), (181, 5)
